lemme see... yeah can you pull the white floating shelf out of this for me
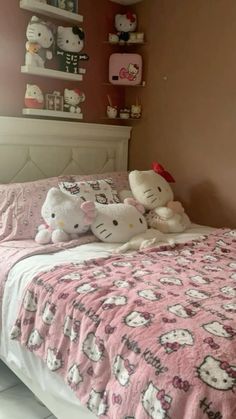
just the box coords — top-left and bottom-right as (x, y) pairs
(22, 108), (83, 120)
(20, 0), (83, 24)
(21, 65), (83, 81)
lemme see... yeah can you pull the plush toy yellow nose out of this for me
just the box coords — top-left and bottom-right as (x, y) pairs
(58, 220), (65, 228)
(129, 223), (134, 229)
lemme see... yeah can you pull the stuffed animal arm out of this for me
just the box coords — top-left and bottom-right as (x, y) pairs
(114, 228), (175, 253)
(35, 187), (91, 245)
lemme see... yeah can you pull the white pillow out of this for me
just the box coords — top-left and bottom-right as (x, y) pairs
(59, 178), (120, 205)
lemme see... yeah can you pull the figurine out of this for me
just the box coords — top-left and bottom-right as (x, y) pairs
(131, 104), (142, 118)
(45, 91), (64, 111)
(56, 26), (89, 73)
(64, 88), (85, 113)
(24, 84), (44, 109)
(25, 16), (54, 68)
(115, 12), (137, 42)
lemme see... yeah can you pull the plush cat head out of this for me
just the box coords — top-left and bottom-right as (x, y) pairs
(197, 356), (236, 391)
(41, 187), (90, 235)
(82, 199), (147, 243)
(129, 170), (174, 210)
(26, 16), (54, 48)
(115, 12), (137, 33)
(57, 26), (85, 53)
(25, 84), (44, 103)
(64, 88), (85, 106)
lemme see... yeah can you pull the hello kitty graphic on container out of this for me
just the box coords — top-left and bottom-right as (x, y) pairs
(109, 53), (143, 85)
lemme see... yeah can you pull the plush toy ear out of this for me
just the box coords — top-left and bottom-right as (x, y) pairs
(81, 201), (97, 225)
(124, 198), (145, 214)
(47, 187), (64, 203)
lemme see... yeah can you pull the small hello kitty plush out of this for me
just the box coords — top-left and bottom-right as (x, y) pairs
(25, 16), (54, 68)
(129, 162), (191, 233)
(24, 84), (44, 109)
(64, 88), (85, 113)
(82, 198), (147, 244)
(115, 12), (137, 42)
(35, 187), (93, 244)
(57, 26), (89, 73)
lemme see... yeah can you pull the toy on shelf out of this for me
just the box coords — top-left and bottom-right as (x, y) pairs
(25, 16), (54, 68)
(108, 12), (144, 44)
(131, 100), (142, 118)
(24, 84), (44, 109)
(56, 26), (89, 74)
(50, 0), (77, 12)
(109, 53), (142, 85)
(106, 95), (118, 118)
(45, 91), (64, 111)
(119, 108), (130, 119)
(64, 88), (85, 113)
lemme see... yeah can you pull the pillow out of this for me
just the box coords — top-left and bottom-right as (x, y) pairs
(59, 178), (120, 204)
(0, 176), (72, 242)
(71, 171), (130, 192)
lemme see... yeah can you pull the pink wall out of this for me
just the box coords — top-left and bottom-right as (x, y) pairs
(0, 0), (125, 122)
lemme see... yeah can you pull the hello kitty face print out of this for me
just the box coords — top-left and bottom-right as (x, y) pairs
(124, 311), (154, 328)
(87, 389), (108, 416)
(138, 289), (162, 301)
(159, 277), (183, 286)
(197, 356), (236, 391)
(203, 321), (235, 339)
(27, 329), (43, 351)
(83, 332), (105, 362)
(190, 275), (209, 285)
(76, 283), (98, 294)
(129, 170), (174, 210)
(185, 289), (209, 300)
(63, 315), (80, 342)
(23, 290), (37, 312)
(46, 348), (63, 371)
(142, 382), (172, 419)
(67, 364), (83, 390)
(103, 295), (127, 309)
(223, 302), (236, 312)
(160, 329), (194, 353)
(113, 355), (135, 386)
(168, 304), (196, 318)
(89, 202), (147, 243)
(42, 301), (56, 325)
(220, 286), (236, 298)
(10, 320), (21, 339)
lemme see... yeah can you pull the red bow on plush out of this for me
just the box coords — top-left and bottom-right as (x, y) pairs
(126, 11), (136, 23)
(152, 162), (175, 183)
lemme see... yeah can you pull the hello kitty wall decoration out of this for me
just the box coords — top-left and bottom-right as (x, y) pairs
(56, 26), (89, 74)
(25, 16), (54, 68)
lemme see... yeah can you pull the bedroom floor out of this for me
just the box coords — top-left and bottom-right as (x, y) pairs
(0, 360), (56, 419)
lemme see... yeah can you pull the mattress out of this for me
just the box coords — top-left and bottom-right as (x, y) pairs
(0, 225), (215, 413)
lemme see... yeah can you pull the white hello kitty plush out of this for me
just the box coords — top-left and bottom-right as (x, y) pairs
(25, 16), (54, 68)
(115, 12), (137, 42)
(128, 162), (191, 233)
(57, 26), (89, 73)
(24, 84), (44, 109)
(82, 198), (147, 244)
(35, 187), (93, 244)
(64, 88), (85, 113)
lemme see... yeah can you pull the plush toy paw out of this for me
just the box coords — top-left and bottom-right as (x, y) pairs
(51, 229), (70, 244)
(155, 206), (174, 220)
(35, 226), (52, 245)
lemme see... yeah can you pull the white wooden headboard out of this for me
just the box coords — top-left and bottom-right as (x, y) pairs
(0, 117), (132, 183)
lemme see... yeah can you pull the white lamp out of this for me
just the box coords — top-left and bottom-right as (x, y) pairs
(109, 0), (143, 5)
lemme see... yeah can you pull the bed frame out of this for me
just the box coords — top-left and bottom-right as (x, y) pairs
(0, 116), (132, 418)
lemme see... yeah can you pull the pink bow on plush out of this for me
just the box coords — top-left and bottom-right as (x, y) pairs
(124, 198), (145, 214)
(81, 201), (97, 225)
(167, 201), (185, 214)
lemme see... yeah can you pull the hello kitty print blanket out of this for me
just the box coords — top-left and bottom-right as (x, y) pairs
(11, 229), (236, 419)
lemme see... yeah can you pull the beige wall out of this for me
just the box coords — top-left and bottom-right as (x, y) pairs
(128, 0), (236, 228)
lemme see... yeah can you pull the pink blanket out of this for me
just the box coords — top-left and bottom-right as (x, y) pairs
(11, 230), (236, 419)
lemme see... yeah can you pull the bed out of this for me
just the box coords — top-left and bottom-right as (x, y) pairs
(0, 117), (235, 419)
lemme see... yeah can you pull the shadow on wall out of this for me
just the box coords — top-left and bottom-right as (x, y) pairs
(187, 181), (234, 228)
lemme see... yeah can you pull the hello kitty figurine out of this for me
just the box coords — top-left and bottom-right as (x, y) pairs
(129, 162), (191, 233)
(64, 88), (85, 113)
(35, 187), (92, 244)
(57, 26), (89, 73)
(24, 84), (44, 109)
(25, 16), (54, 68)
(115, 12), (137, 42)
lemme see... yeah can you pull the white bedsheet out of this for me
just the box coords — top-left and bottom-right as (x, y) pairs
(0, 225), (215, 409)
